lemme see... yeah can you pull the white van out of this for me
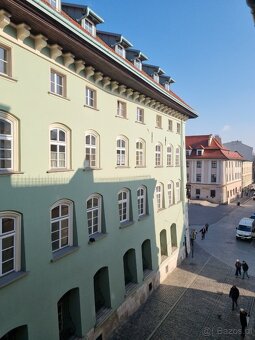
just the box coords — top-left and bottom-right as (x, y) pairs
(236, 217), (255, 240)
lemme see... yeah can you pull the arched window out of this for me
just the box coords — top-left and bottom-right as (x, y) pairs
(160, 229), (168, 262)
(137, 186), (147, 217)
(86, 194), (102, 236)
(175, 180), (181, 202)
(136, 139), (145, 167)
(118, 188), (130, 223)
(116, 136), (128, 166)
(50, 124), (70, 169)
(167, 181), (174, 206)
(50, 200), (73, 252)
(85, 131), (99, 168)
(155, 143), (162, 166)
(0, 211), (21, 277)
(170, 224), (178, 251)
(155, 183), (164, 210)
(0, 112), (19, 172)
(175, 146), (180, 167)
(167, 144), (173, 166)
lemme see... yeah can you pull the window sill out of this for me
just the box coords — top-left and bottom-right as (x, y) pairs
(166, 165), (174, 168)
(135, 120), (145, 125)
(88, 232), (107, 244)
(167, 129), (173, 132)
(115, 166), (130, 169)
(95, 307), (113, 328)
(0, 73), (18, 82)
(119, 220), (134, 229)
(47, 169), (74, 173)
(51, 246), (79, 262)
(0, 171), (24, 176)
(48, 91), (70, 101)
(0, 271), (28, 289)
(138, 214), (149, 221)
(83, 167), (102, 171)
(157, 208), (166, 213)
(154, 166), (163, 168)
(155, 126), (163, 129)
(135, 165), (146, 168)
(124, 282), (138, 297)
(84, 104), (99, 111)
(115, 115), (128, 119)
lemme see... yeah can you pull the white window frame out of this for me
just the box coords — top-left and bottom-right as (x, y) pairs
(85, 130), (99, 169)
(175, 181), (181, 203)
(175, 147), (180, 167)
(155, 143), (162, 166)
(0, 212), (21, 277)
(176, 122), (181, 134)
(50, 200), (73, 253)
(116, 136), (128, 167)
(136, 139), (145, 167)
(0, 111), (19, 173)
(164, 83), (170, 91)
(167, 181), (174, 206)
(115, 44), (126, 58)
(211, 161), (217, 168)
(118, 189), (130, 223)
(155, 183), (163, 210)
(83, 18), (95, 36)
(137, 186), (146, 217)
(196, 160), (202, 168)
(167, 145), (173, 166)
(85, 86), (97, 108)
(0, 44), (11, 77)
(117, 101), (127, 118)
(168, 119), (173, 131)
(134, 58), (142, 70)
(50, 69), (66, 97)
(153, 73), (159, 83)
(136, 107), (144, 123)
(87, 194), (102, 236)
(49, 124), (70, 170)
(156, 115), (162, 128)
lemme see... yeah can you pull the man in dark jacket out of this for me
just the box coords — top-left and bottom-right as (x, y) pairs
(235, 259), (241, 277)
(229, 285), (239, 310)
(240, 308), (248, 337)
(242, 261), (249, 279)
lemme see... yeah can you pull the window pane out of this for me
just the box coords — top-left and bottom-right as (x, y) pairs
(61, 237), (68, 247)
(61, 219), (68, 230)
(59, 130), (65, 142)
(2, 247), (14, 262)
(2, 218), (14, 234)
(51, 206), (60, 219)
(61, 205), (68, 216)
(51, 230), (59, 242)
(50, 129), (57, 141)
(2, 236), (14, 249)
(51, 221), (59, 232)
(0, 119), (11, 135)
(52, 241), (59, 251)
(2, 259), (14, 274)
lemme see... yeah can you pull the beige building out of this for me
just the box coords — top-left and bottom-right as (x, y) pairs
(186, 135), (243, 204)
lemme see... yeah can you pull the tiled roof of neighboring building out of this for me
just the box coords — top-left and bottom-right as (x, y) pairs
(186, 135), (244, 160)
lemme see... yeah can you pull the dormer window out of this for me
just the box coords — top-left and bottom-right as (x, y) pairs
(164, 83), (170, 91)
(134, 58), (142, 70)
(153, 73), (159, 83)
(186, 150), (192, 156)
(47, 0), (60, 10)
(196, 149), (204, 156)
(115, 44), (126, 58)
(83, 18), (95, 36)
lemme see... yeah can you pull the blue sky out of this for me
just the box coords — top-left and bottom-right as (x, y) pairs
(65, 0), (255, 150)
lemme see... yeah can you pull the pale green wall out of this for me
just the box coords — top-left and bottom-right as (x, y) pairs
(0, 28), (187, 339)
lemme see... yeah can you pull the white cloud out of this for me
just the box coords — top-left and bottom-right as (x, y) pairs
(221, 125), (231, 132)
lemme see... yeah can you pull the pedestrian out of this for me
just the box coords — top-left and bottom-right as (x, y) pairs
(242, 261), (249, 279)
(199, 226), (205, 240)
(235, 259), (242, 277)
(229, 285), (239, 310)
(240, 308), (248, 337)
(205, 223), (209, 233)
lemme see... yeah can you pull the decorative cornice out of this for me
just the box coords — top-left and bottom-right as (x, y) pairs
(133, 91), (140, 101)
(49, 44), (63, 60)
(63, 52), (75, 68)
(111, 81), (119, 91)
(85, 66), (95, 79)
(0, 10), (11, 30)
(118, 85), (127, 95)
(75, 59), (85, 74)
(34, 34), (48, 52)
(16, 23), (31, 42)
(94, 72), (103, 84)
(102, 76), (111, 88)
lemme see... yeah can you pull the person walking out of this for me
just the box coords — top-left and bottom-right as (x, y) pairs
(229, 285), (239, 310)
(199, 226), (206, 240)
(240, 308), (248, 337)
(235, 259), (242, 277)
(242, 261), (249, 279)
(205, 223), (209, 233)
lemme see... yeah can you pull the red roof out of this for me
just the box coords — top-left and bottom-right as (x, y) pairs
(186, 135), (243, 160)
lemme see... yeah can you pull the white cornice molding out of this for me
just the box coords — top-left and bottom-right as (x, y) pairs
(34, 34), (48, 52)
(49, 44), (62, 60)
(0, 10), (11, 30)
(16, 23), (31, 42)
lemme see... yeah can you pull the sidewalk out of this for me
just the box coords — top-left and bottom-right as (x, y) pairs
(110, 245), (255, 339)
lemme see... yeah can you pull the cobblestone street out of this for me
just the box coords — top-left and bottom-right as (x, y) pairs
(110, 245), (255, 339)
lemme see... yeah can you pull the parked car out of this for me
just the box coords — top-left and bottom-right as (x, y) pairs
(250, 213), (255, 220)
(236, 217), (255, 241)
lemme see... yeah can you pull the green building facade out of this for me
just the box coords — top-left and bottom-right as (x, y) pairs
(0, 1), (197, 339)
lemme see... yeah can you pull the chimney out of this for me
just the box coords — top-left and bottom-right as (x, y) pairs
(214, 135), (222, 145)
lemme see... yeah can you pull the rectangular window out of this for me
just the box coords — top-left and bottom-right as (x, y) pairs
(117, 101), (127, 118)
(196, 174), (201, 182)
(85, 87), (96, 108)
(153, 73), (159, 83)
(211, 174), (217, 183)
(168, 119), (173, 131)
(83, 19), (95, 36)
(0, 45), (11, 76)
(50, 70), (65, 97)
(210, 190), (216, 198)
(197, 150), (202, 156)
(211, 161), (217, 168)
(186, 161), (189, 168)
(156, 115), (162, 128)
(196, 189), (200, 195)
(115, 44), (126, 58)
(196, 161), (201, 168)
(134, 58), (142, 70)
(136, 107), (144, 123)
(176, 123), (181, 134)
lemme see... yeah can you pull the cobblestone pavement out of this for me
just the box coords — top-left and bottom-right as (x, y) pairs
(110, 245), (255, 340)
